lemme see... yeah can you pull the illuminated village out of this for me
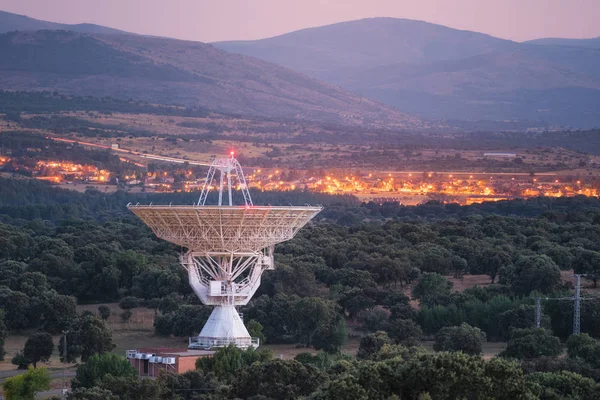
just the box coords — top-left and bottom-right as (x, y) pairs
(1, 155), (596, 205)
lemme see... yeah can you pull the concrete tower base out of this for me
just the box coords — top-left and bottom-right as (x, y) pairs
(188, 305), (259, 349)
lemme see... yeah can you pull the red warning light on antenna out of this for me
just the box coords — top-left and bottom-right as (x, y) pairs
(230, 150), (235, 157)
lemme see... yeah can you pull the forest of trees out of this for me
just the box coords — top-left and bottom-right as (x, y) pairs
(0, 91), (212, 118)
(1, 177), (600, 399)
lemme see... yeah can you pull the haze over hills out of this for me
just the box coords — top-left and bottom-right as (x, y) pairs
(0, 29), (422, 127)
(215, 18), (600, 127)
(0, 10), (126, 35)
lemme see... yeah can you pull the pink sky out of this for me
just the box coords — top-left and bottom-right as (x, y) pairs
(1, 0), (599, 42)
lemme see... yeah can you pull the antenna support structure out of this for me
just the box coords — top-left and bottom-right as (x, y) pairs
(128, 155), (322, 349)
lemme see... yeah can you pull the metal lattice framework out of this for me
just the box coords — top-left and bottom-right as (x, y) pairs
(198, 155), (252, 206)
(128, 156), (322, 349)
(128, 205), (321, 252)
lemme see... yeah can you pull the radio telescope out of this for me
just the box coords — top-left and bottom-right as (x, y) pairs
(128, 154), (322, 349)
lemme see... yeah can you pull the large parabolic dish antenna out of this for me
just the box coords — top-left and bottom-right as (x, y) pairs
(128, 155), (322, 349)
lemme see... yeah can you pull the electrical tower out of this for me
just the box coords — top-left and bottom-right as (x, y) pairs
(535, 273), (587, 335)
(573, 274), (581, 335)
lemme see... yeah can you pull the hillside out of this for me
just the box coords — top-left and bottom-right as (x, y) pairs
(526, 36), (600, 48)
(0, 9), (125, 34)
(215, 18), (600, 127)
(0, 30), (423, 127)
(336, 49), (600, 125)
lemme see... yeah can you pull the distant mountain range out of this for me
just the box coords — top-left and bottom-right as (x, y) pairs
(0, 29), (419, 126)
(0, 10), (125, 35)
(2, 10), (600, 128)
(215, 18), (600, 127)
(525, 37), (600, 48)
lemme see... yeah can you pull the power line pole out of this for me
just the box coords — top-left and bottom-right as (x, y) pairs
(573, 274), (581, 335)
(62, 330), (68, 400)
(535, 297), (542, 328)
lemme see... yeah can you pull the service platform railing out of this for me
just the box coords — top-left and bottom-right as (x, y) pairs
(188, 336), (259, 349)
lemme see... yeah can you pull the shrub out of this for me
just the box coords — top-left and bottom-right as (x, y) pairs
(98, 305), (111, 320)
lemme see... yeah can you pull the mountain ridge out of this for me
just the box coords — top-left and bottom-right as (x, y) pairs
(0, 10), (126, 35)
(0, 29), (424, 127)
(215, 17), (520, 75)
(214, 17), (600, 127)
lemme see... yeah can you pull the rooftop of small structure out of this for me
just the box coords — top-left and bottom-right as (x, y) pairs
(134, 347), (216, 357)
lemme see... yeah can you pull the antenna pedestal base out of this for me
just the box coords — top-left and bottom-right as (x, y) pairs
(188, 305), (258, 349)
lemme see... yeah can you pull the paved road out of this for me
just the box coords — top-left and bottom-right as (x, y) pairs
(0, 368), (76, 380)
(49, 136), (212, 166)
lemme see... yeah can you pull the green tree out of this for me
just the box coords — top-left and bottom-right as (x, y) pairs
(11, 351), (30, 369)
(2, 366), (51, 400)
(120, 310), (133, 322)
(115, 250), (146, 289)
(527, 371), (600, 400)
(397, 351), (490, 399)
(71, 353), (138, 389)
(387, 319), (423, 346)
(498, 305), (547, 341)
(41, 293), (77, 334)
(246, 319), (267, 344)
(292, 297), (339, 347)
(60, 313), (114, 362)
(500, 255), (561, 296)
(312, 374), (369, 400)
(501, 328), (562, 359)
(565, 333), (600, 368)
(357, 308), (390, 332)
(373, 256), (407, 289)
(157, 369), (220, 399)
(97, 375), (162, 400)
(484, 357), (535, 400)
(477, 247), (511, 283)
(98, 305), (111, 320)
(154, 304), (211, 338)
(357, 331), (391, 360)
(231, 359), (327, 400)
(23, 332), (54, 368)
(196, 345), (273, 381)
(572, 249), (600, 287)
(0, 309), (7, 360)
(68, 387), (119, 400)
(412, 273), (453, 303)
(118, 296), (139, 310)
(294, 351), (335, 370)
(433, 323), (486, 355)
(313, 318), (347, 353)
(0, 286), (31, 330)
(197, 344), (242, 381)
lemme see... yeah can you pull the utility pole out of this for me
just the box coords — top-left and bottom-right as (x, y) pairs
(573, 274), (581, 335)
(535, 297), (542, 328)
(62, 331), (67, 400)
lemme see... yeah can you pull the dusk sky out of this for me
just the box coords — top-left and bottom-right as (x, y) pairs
(1, 0), (599, 43)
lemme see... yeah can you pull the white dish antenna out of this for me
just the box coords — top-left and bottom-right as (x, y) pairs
(129, 154), (321, 349)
